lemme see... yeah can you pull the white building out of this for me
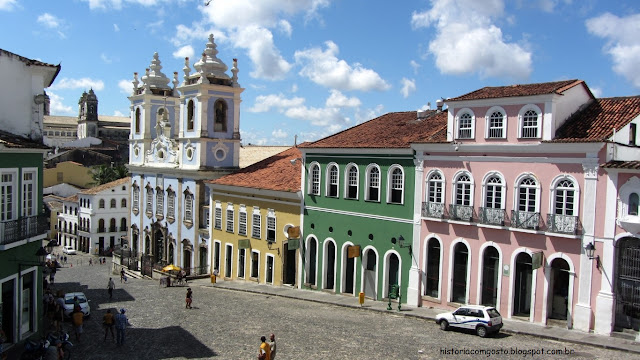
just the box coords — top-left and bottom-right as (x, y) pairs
(128, 35), (242, 276)
(58, 195), (79, 250)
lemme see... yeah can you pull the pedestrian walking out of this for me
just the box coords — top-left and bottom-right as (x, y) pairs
(89, 258), (92, 266)
(258, 336), (271, 360)
(115, 308), (130, 345)
(185, 287), (193, 309)
(103, 309), (115, 341)
(54, 291), (65, 333)
(120, 268), (127, 283)
(71, 309), (83, 341)
(107, 277), (115, 300)
(269, 333), (277, 359)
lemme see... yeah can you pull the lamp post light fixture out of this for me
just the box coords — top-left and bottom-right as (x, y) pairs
(584, 242), (600, 268)
(392, 235), (412, 256)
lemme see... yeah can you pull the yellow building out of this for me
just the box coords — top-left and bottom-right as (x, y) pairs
(206, 146), (302, 286)
(44, 161), (93, 188)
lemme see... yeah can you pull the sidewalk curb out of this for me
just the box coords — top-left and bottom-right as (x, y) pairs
(197, 282), (640, 355)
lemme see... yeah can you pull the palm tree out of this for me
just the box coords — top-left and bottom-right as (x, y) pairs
(90, 164), (129, 186)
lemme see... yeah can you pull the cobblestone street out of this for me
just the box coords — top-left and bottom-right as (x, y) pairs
(33, 254), (640, 360)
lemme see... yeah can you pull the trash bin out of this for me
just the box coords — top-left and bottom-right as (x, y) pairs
(210, 274), (216, 284)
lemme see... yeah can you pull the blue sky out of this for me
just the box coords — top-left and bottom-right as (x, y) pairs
(2, 0), (639, 145)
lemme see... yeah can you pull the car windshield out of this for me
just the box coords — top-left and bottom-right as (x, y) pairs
(487, 308), (501, 318)
(65, 296), (87, 304)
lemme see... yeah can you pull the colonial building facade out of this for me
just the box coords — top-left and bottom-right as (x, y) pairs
(128, 35), (242, 277)
(207, 146), (302, 286)
(409, 80), (640, 337)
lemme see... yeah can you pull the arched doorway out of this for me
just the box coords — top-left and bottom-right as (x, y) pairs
(154, 230), (164, 264)
(342, 244), (355, 294)
(386, 253), (400, 298)
(513, 252), (533, 317)
(305, 237), (317, 287)
(615, 237), (640, 331)
(183, 245), (192, 275)
(145, 235), (151, 255)
(324, 241), (335, 290)
(481, 246), (500, 306)
(199, 245), (208, 275)
(363, 248), (377, 299)
(549, 258), (570, 320)
(451, 242), (469, 303)
(424, 238), (441, 298)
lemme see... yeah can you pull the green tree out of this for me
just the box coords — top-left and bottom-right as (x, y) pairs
(90, 164), (129, 186)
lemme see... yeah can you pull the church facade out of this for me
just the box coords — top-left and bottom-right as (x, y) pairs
(128, 35), (243, 276)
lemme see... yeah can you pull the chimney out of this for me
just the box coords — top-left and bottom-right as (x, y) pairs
(436, 98), (444, 112)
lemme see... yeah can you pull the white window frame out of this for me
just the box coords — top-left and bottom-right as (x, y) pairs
(238, 205), (247, 236)
(518, 104), (542, 139)
(365, 163), (381, 202)
(550, 175), (579, 216)
(226, 203), (234, 233)
(184, 191), (193, 222)
(155, 187), (164, 216)
(214, 201), (222, 230)
(145, 185), (153, 215)
(1, 169), (17, 221)
(266, 209), (276, 243)
(485, 106), (507, 139)
(132, 182), (139, 214)
(22, 168), (37, 217)
(166, 187), (175, 220)
(344, 163), (359, 200)
(265, 253), (275, 285)
(237, 248), (246, 279)
(251, 207), (261, 239)
(455, 108), (475, 139)
(514, 173), (540, 213)
(426, 169), (445, 204)
(452, 171), (474, 206)
(308, 162), (321, 195)
(99, 199), (105, 209)
(387, 165), (404, 204)
(325, 163), (339, 198)
(482, 172), (505, 209)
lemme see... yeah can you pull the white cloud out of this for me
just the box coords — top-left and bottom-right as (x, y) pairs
(81, 0), (161, 10)
(586, 12), (640, 88)
(172, 45), (194, 60)
(278, 20), (292, 37)
(354, 104), (384, 124)
(291, 84), (298, 93)
(113, 24), (120, 32)
(272, 129), (288, 138)
(113, 110), (127, 117)
(101, 53), (114, 64)
(400, 78), (416, 98)
(146, 19), (164, 33)
(412, 0), (532, 80)
(201, 0), (328, 29)
(0, 0), (18, 11)
(248, 93), (305, 113)
(118, 79), (133, 94)
(295, 41), (390, 91)
(171, 23), (223, 48)
(284, 105), (348, 127)
(50, 78), (105, 91)
(325, 90), (361, 108)
(37, 13), (61, 29)
(410, 60), (420, 74)
(46, 91), (74, 115)
(589, 86), (603, 98)
(233, 26), (292, 80)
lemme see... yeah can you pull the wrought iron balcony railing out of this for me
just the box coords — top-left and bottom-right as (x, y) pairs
(449, 204), (473, 221)
(422, 202), (445, 218)
(511, 210), (541, 230)
(546, 213), (579, 234)
(0, 214), (49, 246)
(479, 207), (506, 226)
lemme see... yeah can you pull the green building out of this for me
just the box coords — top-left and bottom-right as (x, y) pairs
(298, 110), (446, 303)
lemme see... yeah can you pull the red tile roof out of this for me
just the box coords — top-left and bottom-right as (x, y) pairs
(448, 79), (587, 101)
(601, 161), (640, 170)
(80, 177), (130, 195)
(553, 96), (640, 142)
(208, 147), (302, 193)
(300, 111), (448, 149)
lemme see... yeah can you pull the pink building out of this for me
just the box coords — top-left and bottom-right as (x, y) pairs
(407, 80), (640, 337)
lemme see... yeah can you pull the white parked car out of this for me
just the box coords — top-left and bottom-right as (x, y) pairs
(62, 246), (76, 255)
(63, 292), (90, 318)
(435, 305), (503, 337)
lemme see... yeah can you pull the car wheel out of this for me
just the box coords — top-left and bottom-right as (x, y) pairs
(439, 320), (449, 331)
(476, 326), (488, 338)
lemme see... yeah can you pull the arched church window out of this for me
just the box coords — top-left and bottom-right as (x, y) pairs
(214, 99), (227, 132)
(135, 108), (141, 134)
(187, 100), (194, 131)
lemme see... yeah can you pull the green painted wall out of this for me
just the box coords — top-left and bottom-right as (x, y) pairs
(301, 152), (416, 303)
(0, 152), (45, 218)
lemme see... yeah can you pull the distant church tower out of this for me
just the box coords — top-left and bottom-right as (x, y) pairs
(127, 34), (243, 275)
(77, 89), (98, 139)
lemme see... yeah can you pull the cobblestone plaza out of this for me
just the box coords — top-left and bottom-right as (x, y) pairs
(35, 254), (640, 360)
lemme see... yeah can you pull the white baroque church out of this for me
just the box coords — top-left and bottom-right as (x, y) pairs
(128, 35), (243, 276)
